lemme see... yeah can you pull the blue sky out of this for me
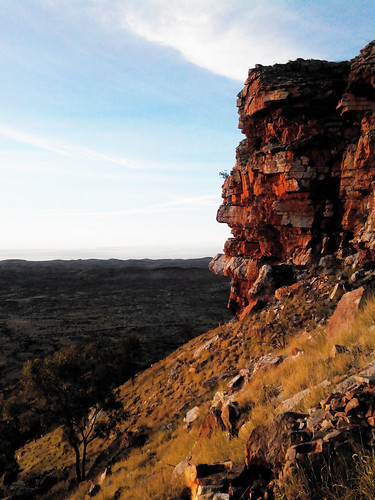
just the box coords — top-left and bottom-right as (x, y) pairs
(0, 1), (374, 260)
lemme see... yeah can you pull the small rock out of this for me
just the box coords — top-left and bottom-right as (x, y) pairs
(329, 283), (345, 302)
(306, 409), (326, 430)
(193, 335), (219, 358)
(344, 398), (360, 415)
(173, 460), (191, 477)
(184, 406), (200, 429)
(227, 374), (245, 391)
(221, 401), (241, 436)
(349, 271), (361, 284)
(291, 347), (303, 356)
(203, 377), (219, 390)
(88, 483), (101, 497)
(355, 374), (375, 385)
(98, 466), (112, 486)
(330, 344), (350, 358)
(79, 480), (94, 494)
(253, 354), (285, 374)
(319, 255), (335, 268)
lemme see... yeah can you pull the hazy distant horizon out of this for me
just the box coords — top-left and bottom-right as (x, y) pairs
(0, 244), (222, 262)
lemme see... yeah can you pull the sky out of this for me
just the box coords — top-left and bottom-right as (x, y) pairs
(0, 1), (374, 260)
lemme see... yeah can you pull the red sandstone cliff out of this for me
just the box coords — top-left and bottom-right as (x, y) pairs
(210, 41), (375, 315)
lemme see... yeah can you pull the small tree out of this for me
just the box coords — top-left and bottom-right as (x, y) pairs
(22, 344), (126, 482)
(219, 170), (229, 180)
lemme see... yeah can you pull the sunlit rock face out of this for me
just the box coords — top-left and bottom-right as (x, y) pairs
(211, 41), (375, 314)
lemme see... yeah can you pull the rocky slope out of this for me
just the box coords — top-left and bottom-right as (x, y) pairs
(210, 41), (375, 316)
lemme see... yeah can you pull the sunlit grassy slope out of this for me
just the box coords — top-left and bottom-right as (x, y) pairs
(17, 283), (375, 500)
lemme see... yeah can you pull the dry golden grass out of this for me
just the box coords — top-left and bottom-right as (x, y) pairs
(18, 427), (74, 475)
(191, 429), (245, 466)
(19, 290), (375, 499)
(275, 450), (375, 500)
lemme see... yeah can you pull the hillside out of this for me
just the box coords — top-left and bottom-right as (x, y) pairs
(11, 264), (375, 500)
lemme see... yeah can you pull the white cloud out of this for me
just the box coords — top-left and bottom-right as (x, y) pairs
(115, 0), (313, 81)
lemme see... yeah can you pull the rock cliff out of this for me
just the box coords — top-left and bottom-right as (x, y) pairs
(210, 41), (375, 315)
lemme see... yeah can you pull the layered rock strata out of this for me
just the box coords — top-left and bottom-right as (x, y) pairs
(210, 41), (375, 314)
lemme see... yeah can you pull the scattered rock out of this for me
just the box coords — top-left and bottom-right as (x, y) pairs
(274, 282), (301, 300)
(173, 460), (191, 478)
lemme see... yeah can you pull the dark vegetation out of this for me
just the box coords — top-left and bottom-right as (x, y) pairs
(22, 343), (133, 482)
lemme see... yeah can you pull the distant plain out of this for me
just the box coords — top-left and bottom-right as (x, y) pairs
(0, 258), (232, 394)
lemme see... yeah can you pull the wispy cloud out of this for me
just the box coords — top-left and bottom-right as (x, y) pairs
(0, 124), (152, 170)
(47, 194), (219, 217)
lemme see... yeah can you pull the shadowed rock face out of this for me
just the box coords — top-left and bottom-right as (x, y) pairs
(211, 41), (375, 314)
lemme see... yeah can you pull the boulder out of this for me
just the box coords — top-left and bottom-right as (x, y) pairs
(245, 412), (309, 471)
(221, 402), (241, 437)
(327, 287), (367, 335)
(184, 462), (236, 500)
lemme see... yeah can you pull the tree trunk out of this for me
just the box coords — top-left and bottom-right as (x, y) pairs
(81, 439), (87, 481)
(72, 443), (81, 483)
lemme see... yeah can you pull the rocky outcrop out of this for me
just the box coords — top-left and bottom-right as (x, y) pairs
(210, 41), (375, 314)
(241, 364), (375, 499)
(185, 362), (375, 499)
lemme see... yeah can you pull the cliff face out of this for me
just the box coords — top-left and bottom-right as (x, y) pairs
(210, 41), (375, 315)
